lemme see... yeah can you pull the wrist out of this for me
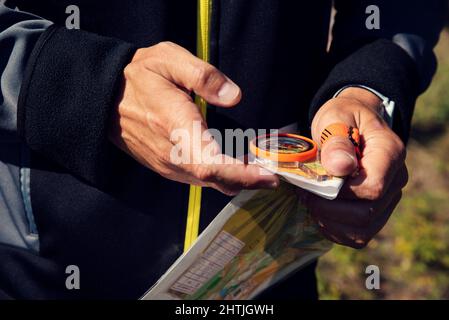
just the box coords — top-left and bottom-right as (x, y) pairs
(337, 87), (383, 114)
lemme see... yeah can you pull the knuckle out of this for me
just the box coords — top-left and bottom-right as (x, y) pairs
(346, 232), (371, 249)
(160, 151), (175, 167)
(364, 179), (385, 201)
(354, 232), (372, 249)
(384, 133), (407, 164)
(155, 41), (176, 52)
(123, 63), (137, 79)
(158, 168), (172, 179)
(394, 137), (407, 162)
(195, 165), (215, 183)
(155, 163), (174, 179)
(193, 64), (220, 89)
(148, 41), (177, 64)
(351, 240), (369, 250)
(217, 185), (239, 196)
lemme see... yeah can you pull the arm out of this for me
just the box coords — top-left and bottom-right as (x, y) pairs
(12, 8), (278, 193)
(311, 0), (447, 143)
(304, 0), (446, 248)
(17, 24), (137, 187)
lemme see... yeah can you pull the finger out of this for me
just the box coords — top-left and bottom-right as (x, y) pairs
(321, 136), (358, 176)
(112, 113), (199, 185)
(317, 220), (367, 249)
(132, 68), (207, 138)
(339, 162), (408, 200)
(130, 68), (278, 193)
(300, 169), (404, 228)
(315, 192), (401, 249)
(311, 105), (358, 177)
(208, 156), (280, 194)
(301, 193), (373, 229)
(143, 42), (241, 107)
(339, 128), (406, 201)
(132, 69), (224, 172)
(189, 155), (280, 195)
(369, 191), (402, 236)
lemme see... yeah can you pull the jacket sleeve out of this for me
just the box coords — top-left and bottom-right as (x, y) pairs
(310, 0), (447, 143)
(0, 4), (52, 141)
(17, 24), (137, 187)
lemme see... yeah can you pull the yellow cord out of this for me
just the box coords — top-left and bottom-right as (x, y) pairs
(184, 0), (212, 252)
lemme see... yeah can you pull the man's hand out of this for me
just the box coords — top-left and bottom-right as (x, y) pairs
(301, 87), (408, 248)
(109, 41), (279, 195)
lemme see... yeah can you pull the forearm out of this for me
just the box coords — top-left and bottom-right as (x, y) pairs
(17, 25), (137, 187)
(311, 0), (447, 143)
(310, 39), (419, 143)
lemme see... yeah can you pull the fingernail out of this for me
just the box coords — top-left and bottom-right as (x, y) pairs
(333, 150), (355, 162)
(218, 81), (240, 102)
(331, 150), (357, 170)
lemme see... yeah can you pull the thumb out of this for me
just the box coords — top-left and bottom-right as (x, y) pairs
(320, 134), (358, 176)
(313, 116), (358, 176)
(144, 42), (242, 107)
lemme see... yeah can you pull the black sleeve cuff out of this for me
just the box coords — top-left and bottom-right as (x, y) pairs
(17, 25), (137, 187)
(309, 39), (420, 143)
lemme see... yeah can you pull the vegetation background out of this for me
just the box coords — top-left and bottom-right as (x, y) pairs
(317, 29), (449, 299)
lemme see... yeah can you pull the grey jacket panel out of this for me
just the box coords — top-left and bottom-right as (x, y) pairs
(1, 4), (53, 141)
(0, 143), (38, 251)
(0, 4), (52, 251)
(392, 33), (438, 91)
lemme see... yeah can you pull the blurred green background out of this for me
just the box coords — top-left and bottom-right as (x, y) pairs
(317, 30), (449, 299)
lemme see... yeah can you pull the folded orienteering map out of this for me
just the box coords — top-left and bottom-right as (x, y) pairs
(142, 125), (342, 300)
(142, 183), (336, 300)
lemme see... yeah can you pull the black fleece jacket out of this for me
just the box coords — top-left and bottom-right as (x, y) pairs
(0, 0), (446, 299)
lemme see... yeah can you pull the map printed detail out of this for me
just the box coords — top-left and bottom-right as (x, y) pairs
(171, 231), (244, 295)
